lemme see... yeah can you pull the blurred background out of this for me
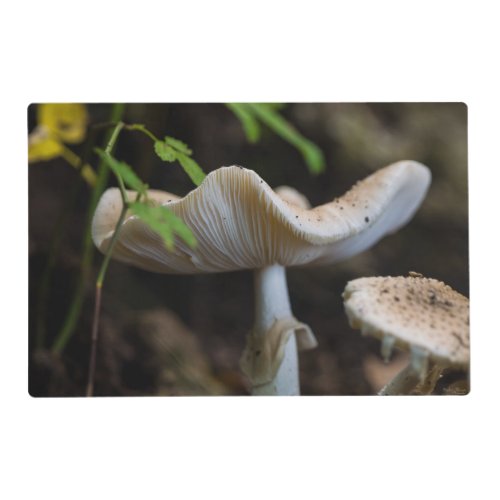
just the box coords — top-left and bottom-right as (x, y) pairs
(28, 102), (468, 396)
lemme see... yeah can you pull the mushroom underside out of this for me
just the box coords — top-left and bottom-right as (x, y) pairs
(93, 161), (431, 274)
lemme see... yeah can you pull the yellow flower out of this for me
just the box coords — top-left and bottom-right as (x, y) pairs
(28, 103), (96, 186)
(38, 103), (88, 143)
(28, 124), (64, 161)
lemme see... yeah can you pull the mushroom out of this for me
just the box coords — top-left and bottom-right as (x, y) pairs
(342, 275), (470, 395)
(92, 160), (431, 395)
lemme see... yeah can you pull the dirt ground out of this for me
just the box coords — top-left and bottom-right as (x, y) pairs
(28, 103), (469, 396)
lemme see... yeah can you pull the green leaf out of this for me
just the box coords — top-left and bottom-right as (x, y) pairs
(247, 103), (325, 174)
(130, 202), (197, 250)
(265, 103), (286, 111)
(226, 103), (261, 143)
(300, 142), (325, 175)
(176, 153), (206, 186)
(154, 141), (177, 162)
(164, 136), (193, 156)
(95, 148), (147, 193)
(154, 136), (206, 186)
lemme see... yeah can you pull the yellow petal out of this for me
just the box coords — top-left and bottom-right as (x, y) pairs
(28, 126), (64, 162)
(38, 103), (88, 143)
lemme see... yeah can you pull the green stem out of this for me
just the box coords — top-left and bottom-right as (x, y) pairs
(106, 122), (128, 198)
(34, 186), (79, 350)
(124, 123), (159, 142)
(51, 104), (126, 355)
(95, 191), (142, 287)
(85, 202), (128, 397)
(34, 122), (104, 350)
(86, 180), (142, 396)
(106, 121), (125, 154)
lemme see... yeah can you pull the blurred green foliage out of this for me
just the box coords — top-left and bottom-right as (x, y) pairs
(226, 103), (325, 174)
(130, 202), (197, 251)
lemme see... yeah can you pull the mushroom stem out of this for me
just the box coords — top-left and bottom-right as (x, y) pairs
(249, 264), (300, 396)
(252, 332), (299, 396)
(413, 362), (443, 395)
(254, 264), (293, 334)
(379, 346), (429, 395)
(378, 364), (421, 395)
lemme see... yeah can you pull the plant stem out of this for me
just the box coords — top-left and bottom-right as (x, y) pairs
(34, 122), (104, 350)
(34, 184), (80, 350)
(124, 123), (159, 142)
(85, 199), (128, 397)
(86, 283), (103, 396)
(51, 104), (125, 355)
(95, 192), (140, 287)
(106, 121), (125, 154)
(86, 140), (144, 396)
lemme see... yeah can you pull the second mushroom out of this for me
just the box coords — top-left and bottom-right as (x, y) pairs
(343, 275), (470, 395)
(92, 160), (431, 395)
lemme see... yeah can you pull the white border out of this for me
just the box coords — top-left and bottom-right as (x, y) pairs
(3, 1), (498, 499)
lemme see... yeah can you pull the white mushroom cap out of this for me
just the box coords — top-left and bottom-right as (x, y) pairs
(343, 276), (470, 367)
(274, 185), (312, 209)
(92, 161), (431, 274)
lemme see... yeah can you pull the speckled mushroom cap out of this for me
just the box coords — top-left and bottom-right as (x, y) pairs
(92, 161), (431, 274)
(343, 276), (470, 367)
